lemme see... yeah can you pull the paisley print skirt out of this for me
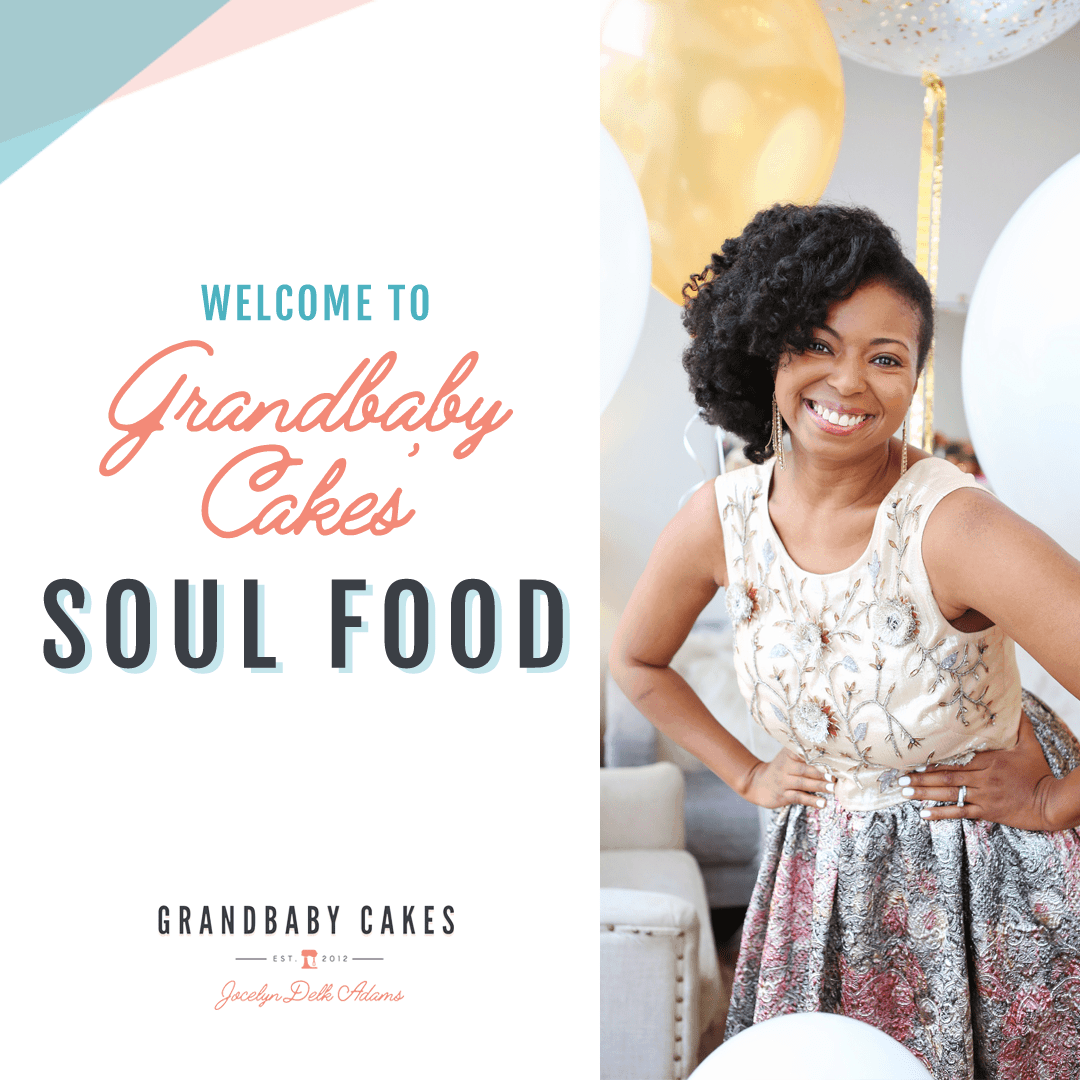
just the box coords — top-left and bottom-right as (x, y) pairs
(725, 692), (1080, 1080)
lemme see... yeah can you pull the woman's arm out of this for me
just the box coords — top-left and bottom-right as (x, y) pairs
(909, 489), (1080, 829)
(609, 481), (831, 810)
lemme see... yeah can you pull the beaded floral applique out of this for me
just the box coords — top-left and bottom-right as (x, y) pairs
(723, 478), (992, 789)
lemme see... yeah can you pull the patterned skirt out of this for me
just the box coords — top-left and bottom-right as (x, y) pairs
(725, 691), (1080, 1080)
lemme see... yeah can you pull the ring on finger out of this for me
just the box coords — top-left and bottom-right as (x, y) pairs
(957, 784), (967, 808)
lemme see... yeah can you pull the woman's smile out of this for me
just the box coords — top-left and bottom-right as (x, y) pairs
(802, 397), (873, 434)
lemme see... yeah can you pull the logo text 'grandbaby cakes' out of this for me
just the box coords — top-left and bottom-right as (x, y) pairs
(99, 340), (512, 538)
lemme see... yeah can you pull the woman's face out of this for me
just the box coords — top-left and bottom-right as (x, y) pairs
(774, 279), (921, 465)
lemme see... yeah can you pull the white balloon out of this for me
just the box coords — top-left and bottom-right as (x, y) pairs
(818, 0), (1080, 77)
(599, 123), (651, 413)
(692, 1013), (932, 1079)
(963, 152), (1080, 560)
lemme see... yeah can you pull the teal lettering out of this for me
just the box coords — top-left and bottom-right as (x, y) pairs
(324, 284), (348, 320)
(410, 284), (429, 321)
(299, 284), (317, 321)
(201, 284), (230, 320)
(388, 284), (406, 320)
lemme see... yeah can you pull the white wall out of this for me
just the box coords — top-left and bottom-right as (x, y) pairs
(932, 310), (968, 441)
(822, 27), (1080, 308)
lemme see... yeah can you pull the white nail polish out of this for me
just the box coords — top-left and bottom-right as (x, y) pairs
(816, 798), (826, 809)
(902, 786), (915, 797)
(916, 766), (928, 773)
(897, 775), (911, 784)
(920, 809), (931, 819)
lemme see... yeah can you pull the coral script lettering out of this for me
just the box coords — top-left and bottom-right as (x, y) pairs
(98, 340), (512, 538)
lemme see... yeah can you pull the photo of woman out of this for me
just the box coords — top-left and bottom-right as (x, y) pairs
(608, 202), (1080, 1078)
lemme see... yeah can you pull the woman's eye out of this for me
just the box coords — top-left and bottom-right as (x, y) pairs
(872, 354), (900, 367)
(808, 341), (830, 353)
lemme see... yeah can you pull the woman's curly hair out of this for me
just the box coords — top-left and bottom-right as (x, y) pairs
(681, 204), (934, 464)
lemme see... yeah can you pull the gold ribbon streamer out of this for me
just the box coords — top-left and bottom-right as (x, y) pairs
(911, 72), (945, 453)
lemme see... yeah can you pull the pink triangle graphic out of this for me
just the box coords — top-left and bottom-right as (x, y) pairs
(108, 0), (374, 102)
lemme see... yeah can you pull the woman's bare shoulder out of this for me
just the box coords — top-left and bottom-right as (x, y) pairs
(923, 479), (1080, 632)
(922, 480), (1008, 548)
(651, 479), (728, 589)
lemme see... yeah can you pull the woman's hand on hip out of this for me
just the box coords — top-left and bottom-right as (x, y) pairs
(743, 749), (833, 810)
(900, 713), (1063, 830)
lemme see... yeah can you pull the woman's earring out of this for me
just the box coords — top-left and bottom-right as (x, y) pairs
(900, 417), (908, 477)
(772, 393), (785, 470)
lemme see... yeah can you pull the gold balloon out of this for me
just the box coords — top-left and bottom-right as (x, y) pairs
(601, 0), (845, 304)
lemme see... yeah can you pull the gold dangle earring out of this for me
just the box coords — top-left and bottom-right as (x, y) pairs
(900, 415), (908, 477)
(772, 392), (785, 470)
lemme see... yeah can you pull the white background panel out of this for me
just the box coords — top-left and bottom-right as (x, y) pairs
(0, 2), (596, 1075)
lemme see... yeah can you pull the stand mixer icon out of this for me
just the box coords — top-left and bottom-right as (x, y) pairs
(301, 950), (318, 970)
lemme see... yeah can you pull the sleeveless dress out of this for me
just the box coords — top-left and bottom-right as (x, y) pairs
(716, 456), (1080, 1080)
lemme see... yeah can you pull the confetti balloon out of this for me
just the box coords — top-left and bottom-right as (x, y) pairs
(601, 0), (845, 304)
(818, 0), (1080, 77)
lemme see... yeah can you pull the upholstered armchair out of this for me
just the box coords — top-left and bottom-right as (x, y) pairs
(600, 762), (721, 1079)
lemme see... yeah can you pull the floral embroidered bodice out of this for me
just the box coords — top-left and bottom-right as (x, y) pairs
(716, 456), (1022, 811)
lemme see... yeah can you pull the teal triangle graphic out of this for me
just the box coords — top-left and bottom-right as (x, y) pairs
(1, 1), (230, 187)
(0, 110), (91, 186)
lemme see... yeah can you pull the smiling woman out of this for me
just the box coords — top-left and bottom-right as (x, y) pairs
(681, 205), (933, 465)
(609, 204), (1080, 1078)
